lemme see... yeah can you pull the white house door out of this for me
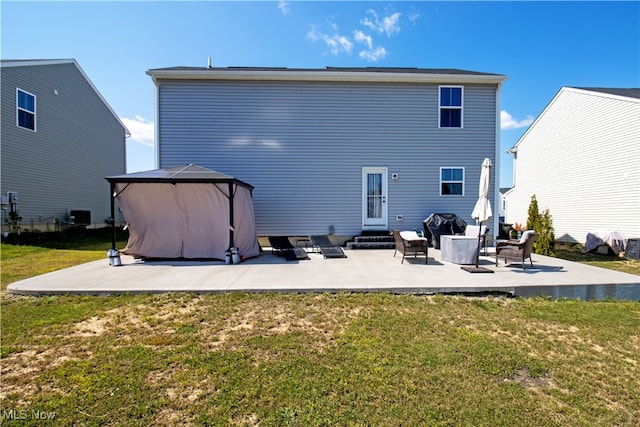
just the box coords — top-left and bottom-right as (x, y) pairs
(362, 167), (388, 230)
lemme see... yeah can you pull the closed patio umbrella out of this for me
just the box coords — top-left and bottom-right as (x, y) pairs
(463, 158), (494, 273)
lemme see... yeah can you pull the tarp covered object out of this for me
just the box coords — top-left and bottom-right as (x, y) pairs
(583, 230), (627, 255)
(106, 165), (260, 260)
(422, 213), (467, 249)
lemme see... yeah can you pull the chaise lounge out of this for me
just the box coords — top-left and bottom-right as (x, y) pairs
(268, 236), (310, 261)
(309, 235), (348, 259)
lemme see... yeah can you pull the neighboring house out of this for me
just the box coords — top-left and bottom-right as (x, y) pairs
(499, 187), (510, 222)
(1, 59), (129, 232)
(146, 66), (507, 239)
(503, 87), (640, 244)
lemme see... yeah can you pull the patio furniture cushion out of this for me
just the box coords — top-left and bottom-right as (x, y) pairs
(460, 225), (489, 255)
(392, 229), (428, 264)
(496, 231), (538, 270)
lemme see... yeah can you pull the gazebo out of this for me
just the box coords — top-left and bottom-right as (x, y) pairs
(105, 164), (260, 260)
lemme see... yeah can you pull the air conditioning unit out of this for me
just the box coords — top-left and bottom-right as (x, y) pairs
(626, 239), (640, 260)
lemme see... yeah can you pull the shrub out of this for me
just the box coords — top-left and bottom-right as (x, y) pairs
(526, 194), (540, 231)
(535, 209), (556, 256)
(526, 195), (556, 256)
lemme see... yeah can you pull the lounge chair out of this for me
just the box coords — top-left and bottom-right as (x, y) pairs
(495, 230), (538, 270)
(268, 236), (310, 261)
(309, 235), (348, 259)
(392, 229), (428, 264)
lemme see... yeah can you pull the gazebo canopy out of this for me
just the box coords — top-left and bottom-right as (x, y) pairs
(105, 164), (259, 260)
(106, 164), (254, 188)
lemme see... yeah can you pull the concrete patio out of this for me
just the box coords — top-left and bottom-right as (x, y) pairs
(7, 247), (640, 300)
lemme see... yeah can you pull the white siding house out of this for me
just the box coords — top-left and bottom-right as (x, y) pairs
(504, 87), (640, 244)
(147, 66), (507, 238)
(1, 59), (129, 231)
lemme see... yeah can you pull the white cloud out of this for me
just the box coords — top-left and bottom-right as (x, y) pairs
(501, 111), (535, 130)
(122, 115), (154, 147)
(362, 10), (402, 37)
(353, 30), (373, 49)
(278, 1), (290, 16)
(306, 24), (353, 55)
(307, 7), (413, 62)
(359, 46), (387, 62)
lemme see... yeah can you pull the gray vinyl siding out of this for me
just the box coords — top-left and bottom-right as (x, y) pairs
(1, 62), (127, 229)
(157, 79), (498, 236)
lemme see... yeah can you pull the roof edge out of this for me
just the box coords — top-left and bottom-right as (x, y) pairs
(146, 67), (508, 85)
(0, 59), (77, 67)
(509, 85), (640, 152)
(566, 86), (640, 102)
(1, 59), (130, 137)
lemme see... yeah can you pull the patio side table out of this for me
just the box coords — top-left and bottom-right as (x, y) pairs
(440, 235), (479, 265)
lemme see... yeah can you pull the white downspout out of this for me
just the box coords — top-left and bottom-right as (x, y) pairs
(494, 81), (503, 243)
(153, 77), (160, 169)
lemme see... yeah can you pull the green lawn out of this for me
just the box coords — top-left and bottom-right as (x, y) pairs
(1, 293), (638, 425)
(554, 245), (640, 275)
(1, 236), (639, 425)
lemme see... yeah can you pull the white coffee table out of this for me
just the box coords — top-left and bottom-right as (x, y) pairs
(440, 235), (479, 265)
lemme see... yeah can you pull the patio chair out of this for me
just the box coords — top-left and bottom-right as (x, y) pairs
(309, 235), (348, 259)
(495, 230), (538, 270)
(392, 229), (428, 264)
(268, 236), (310, 261)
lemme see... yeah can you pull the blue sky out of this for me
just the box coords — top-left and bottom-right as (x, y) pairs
(2, 1), (638, 187)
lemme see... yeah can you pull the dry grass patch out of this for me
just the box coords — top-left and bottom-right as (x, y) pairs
(1, 293), (639, 426)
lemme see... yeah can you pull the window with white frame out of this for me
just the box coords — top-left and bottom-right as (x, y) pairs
(17, 88), (36, 131)
(440, 167), (464, 196)
(439, 86), (463, 128)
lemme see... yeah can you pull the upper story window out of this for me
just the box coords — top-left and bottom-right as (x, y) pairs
(440, 167), (464, 196)
(439, 86), (463, 128)
(17, 88), (36, 131)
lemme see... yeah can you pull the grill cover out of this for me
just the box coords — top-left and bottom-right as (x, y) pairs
(422, 213), (467, 249)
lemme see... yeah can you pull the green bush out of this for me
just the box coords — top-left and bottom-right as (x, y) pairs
(1, 227), (128, 249)
(526, 194), (540, 231)
(535, 209), (556, 256)
(526, 195), (556, 256)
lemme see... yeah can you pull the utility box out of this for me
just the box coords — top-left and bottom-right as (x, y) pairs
(70, 210), (91, 226)
(625, 239), (640, 260)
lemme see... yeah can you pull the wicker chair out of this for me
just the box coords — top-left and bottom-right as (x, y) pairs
(392, 229), (428, 264)
(495, 231), (538, 270)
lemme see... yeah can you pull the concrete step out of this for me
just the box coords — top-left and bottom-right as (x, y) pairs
(353, 235), (394, 243)
(347, 241), (395, 250)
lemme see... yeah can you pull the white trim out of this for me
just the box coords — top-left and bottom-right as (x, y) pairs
(494, 82), (503, 235)
(153, 81), (160, 169)
(147, 68), (508, 86)
(438, 85), (464, 129)
(439, 166), (465, 196)
(362, 167), (388, 230)
(16, 88), (36, 132)
(565, 87), (640, 104)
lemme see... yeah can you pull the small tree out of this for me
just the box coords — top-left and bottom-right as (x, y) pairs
(534, 209), (556, 256)
(524, 194), (556, 255)
(526, 194), (541, 231)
